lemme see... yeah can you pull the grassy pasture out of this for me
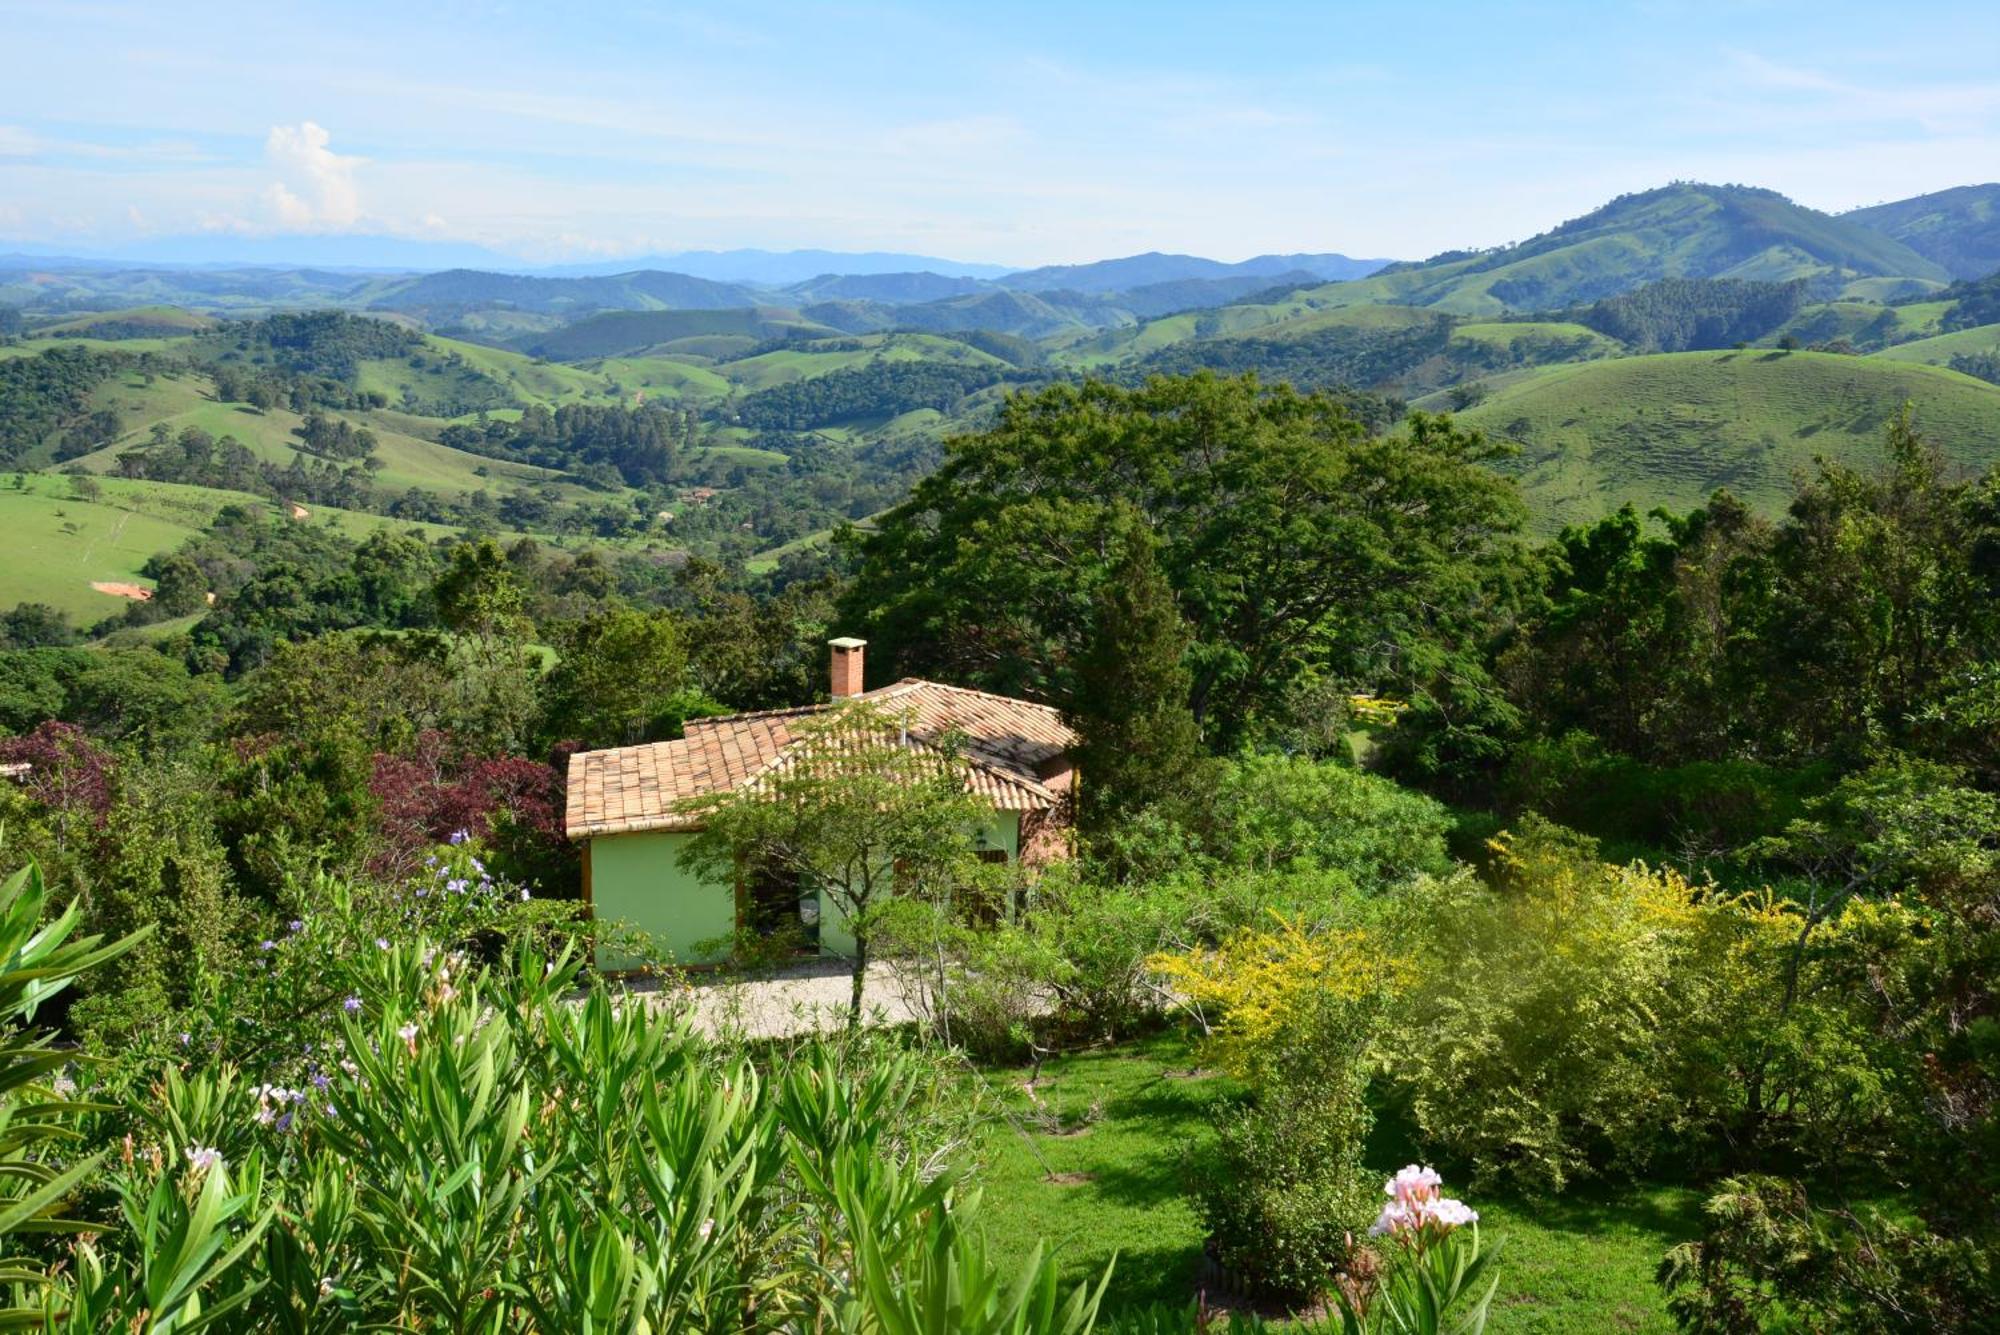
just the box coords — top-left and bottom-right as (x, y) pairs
(68, 370), (572, 497)
(1870, 322), (2000, 367)
(0, 474), (216, 620)
(1451, 349), (2000, 530)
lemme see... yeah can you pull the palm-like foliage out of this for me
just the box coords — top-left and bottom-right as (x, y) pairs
(0, 857), (147, 1325)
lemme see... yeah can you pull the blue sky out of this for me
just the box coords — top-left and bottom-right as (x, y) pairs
(2, 0), (1996, 265)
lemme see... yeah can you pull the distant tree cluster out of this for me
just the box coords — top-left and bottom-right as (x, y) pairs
(293, 410), (378, 460)
(1936, 269), (2000, 331)
(0, 345), (132, 466)
(1950, 349), (2000, 385)
(734, 360), (1031, 432)
(1134, 320), (1443, 417)
(113, 423), (378, 513)
(1578, 277), (1810, 351)
(438, 401), (695, 487)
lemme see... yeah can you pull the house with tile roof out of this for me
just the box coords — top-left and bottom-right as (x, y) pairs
(566, 637), (1075, 969)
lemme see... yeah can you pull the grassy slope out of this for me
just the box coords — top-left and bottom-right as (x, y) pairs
(972, 1037), (1699, 1331)
(1452, 350), (2000, 531)
(587, 355), (734, 402)
(719, 333), (1008, 391)
(1053, 302), (1442, 370)
(33, 306), (217, 335)
(0, 335), (190, 360)
(1871, 322), (2000, 366)
(0, 472), (531, 618)
(428, 336), (618, 404)
(70, 370), (572, 496)
(0, 475), (211, 618)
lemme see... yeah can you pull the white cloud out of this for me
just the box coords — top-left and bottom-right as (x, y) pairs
(261, 121), (363, 230)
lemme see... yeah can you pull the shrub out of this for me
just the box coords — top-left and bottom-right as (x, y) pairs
(1381, 820), (1790, 1190)
(1155, 916), (1402, 1302)
(1202, 753), (1454, 889)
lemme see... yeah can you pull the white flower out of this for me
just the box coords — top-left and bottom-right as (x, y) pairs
(318, 1275), (337, 1298)
(184, 1145), (222, 1175)
(698, 1217), (715, 1241)
(1386, 1164), (1443, 1206)
(1430, 1198), (1479, 1228)
(1368, 1200), (1413, 1236)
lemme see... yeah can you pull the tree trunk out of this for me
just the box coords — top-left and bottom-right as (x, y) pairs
(848, 931), (868, 1030)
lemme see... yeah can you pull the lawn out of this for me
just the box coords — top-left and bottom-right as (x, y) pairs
(969, 1035), (1703, 1332)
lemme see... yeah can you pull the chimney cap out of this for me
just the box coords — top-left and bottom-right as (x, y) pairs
(828, 636), (867, 650)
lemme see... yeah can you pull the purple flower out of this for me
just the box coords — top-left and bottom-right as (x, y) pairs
(375, 937), (389, 951)
(342, 996), (362, 1014)
(260, 939), (276, 952)
(448, 829), (469, 846)
(288, 919), (305, 934)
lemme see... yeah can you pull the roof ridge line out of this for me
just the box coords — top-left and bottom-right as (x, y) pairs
(880, 677), (1067, 717)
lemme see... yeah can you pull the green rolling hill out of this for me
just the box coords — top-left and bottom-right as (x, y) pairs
(1239, 183), (1947, 320)
(1845, 184), (2000, 281)
(1869, 323), (2000, 368)
(1445, 350), (2000, 530)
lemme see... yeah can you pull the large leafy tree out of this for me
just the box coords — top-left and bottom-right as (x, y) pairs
(841, 373), (1527, 749)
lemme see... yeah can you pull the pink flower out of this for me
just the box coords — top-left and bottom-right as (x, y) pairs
(1370, 1167), (1477, 1237)
(1386, 1164), (1443, 1209)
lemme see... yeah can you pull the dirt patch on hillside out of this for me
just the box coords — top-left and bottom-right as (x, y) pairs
(288, 503), (310, 519)
(89, 581), (151, 600)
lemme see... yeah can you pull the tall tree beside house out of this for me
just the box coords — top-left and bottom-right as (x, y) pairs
(841, 372), (1527, 751)
(1065, 508), (1211, 866)
(538, 607), (721, 750)
(676, 700), (987, 1025)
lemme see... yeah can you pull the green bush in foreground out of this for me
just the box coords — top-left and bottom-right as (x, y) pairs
(0, 852), (1111, 1332)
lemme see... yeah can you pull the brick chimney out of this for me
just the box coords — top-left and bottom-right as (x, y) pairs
(829, 637), (866, 698)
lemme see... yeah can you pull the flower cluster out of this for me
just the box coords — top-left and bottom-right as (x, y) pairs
(1369, 1164), (1478, 1237)
(253, 1082), (311, 1132)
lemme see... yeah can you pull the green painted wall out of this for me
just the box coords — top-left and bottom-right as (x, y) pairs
(588, 830), (736, 971)
(588, 810), (1023, 969)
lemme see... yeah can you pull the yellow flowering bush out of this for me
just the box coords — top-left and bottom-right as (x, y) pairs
(1149, 913), (1405, 1086)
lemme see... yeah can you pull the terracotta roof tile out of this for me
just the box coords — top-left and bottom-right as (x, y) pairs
(565, 679), (1075, 838)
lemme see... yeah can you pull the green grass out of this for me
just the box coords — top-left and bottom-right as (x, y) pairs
(429, 336), (619, 405)
(1450, 349), (2000, 530)
(718, 333), (1006, 391)
(32, 306), (216, 335)
(0, 470), (531, 619)
(0, 335), (192, 360)
(69, 370), (574, 497)
(587, 355), (734, 401)
(1870, 322), (2000, 367)
(969, 1036), (1702, 1331)
(0, 475), (215, 619)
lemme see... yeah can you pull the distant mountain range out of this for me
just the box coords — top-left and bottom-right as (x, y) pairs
(1271, 183), (1958, 319)
(6, 181), (1998, 350)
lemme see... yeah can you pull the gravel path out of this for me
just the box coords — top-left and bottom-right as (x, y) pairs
(629, 960), (919, 1039)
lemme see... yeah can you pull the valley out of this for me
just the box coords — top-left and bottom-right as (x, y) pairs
(4, 180), (1999, 627)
